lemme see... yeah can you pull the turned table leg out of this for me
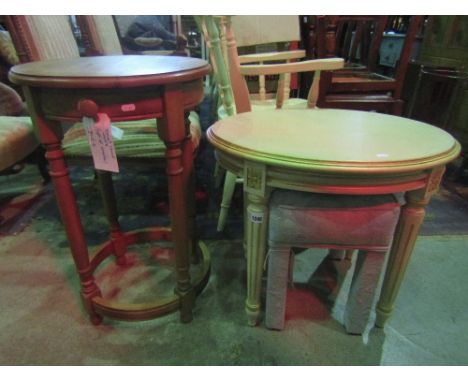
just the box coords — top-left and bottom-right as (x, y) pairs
(182, 113), (198, 264)
(38, 116), (102, 324)
(160, 85), (195, 323)
(376, 167), (445, 328)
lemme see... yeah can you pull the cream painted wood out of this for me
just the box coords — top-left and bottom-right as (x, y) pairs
(209, 109), (457, 171)
(197, 15), (345, 231)
(238, 50), (306, 64)
(207, 108), (460, 326)
(375, 166), (445, 327)
(87, 15), (124, 55)
(230, 16), (301, 47)
(239, 58), (343, 77)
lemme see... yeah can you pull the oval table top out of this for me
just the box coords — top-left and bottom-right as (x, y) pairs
(9, 55), (210, 88)
(207, 109), (461, 174)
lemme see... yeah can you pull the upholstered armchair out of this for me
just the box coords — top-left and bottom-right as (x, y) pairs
(0, 27), (46, 179)
(0, 81), (46, 180)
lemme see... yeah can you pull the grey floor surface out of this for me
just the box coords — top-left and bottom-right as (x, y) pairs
(0, 165), (467, 366)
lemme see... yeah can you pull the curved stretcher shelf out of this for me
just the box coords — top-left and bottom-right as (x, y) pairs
(87, 227), (211, 322)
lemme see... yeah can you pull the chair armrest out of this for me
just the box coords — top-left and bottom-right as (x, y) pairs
(239, 58), (344, 76)
(238, 50), (306, 64)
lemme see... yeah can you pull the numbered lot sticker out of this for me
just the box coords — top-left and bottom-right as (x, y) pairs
(250, 212), (264, 224)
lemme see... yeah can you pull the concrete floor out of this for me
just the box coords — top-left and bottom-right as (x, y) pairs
(0, 164), (468, 366)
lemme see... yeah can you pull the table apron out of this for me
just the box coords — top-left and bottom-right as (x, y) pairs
(34, 78), (204, 122)
(216, 150), (429, 195)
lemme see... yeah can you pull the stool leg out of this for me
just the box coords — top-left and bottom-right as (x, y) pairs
(217, 170), (237, 231)
(344, 249), (386, 334)
(265, 247), (292, 330)
(326, 249), (354, 271)
(96, 170), (126, 266)
(327, 249), (346, 261)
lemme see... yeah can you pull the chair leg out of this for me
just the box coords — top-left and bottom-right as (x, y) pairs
(344, 249), (386, 334)
(213, 161), (225, 189)
(265, 247), (292, 330)
(96, 170), (127, 265)
(217, 170), (237, 232)
(34, 146), (51, 184)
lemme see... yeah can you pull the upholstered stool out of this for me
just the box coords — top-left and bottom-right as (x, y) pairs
(0, 116), (38, 172)
(265, 189), (401, 334)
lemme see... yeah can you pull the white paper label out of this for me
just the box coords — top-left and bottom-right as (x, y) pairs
(82, 114), (119, 173)
(250, 211), (264, 224)
(111, 125), (124, 140)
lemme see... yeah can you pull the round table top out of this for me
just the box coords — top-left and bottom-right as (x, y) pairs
(9, 55), (210, 88)
(207, 109), (461, 174)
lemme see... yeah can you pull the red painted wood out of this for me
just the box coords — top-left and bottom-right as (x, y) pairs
(10, 55), (208, 324)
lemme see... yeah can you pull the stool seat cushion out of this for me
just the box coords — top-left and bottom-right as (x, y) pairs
(62, 111), (201, 159)
(268, 190), (400, 248)
(0, 116), (38, 171)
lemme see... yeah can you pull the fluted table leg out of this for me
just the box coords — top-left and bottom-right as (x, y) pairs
(243, 161), (270, 326)
(376, 167), (445, 328)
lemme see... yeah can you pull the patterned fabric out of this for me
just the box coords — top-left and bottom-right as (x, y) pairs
(0, 82), (27, 116)
(268, 190), (401, 248)
(0, 30), (19, 66)
(0, 116), (38, 171)
(62, 111), (201, 159)
(24, 16), (80, 60)
(266, 189), (401, 333)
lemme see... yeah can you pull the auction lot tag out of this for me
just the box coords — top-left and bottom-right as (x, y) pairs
(250, 211), (264, 224)
(82, 113), (119, 173)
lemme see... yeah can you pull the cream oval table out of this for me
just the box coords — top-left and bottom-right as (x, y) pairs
(207, 108), (461, 327)
(10, 55), (211, 324)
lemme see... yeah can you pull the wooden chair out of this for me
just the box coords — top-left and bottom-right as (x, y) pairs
(0, 27), (47, 182)
(309, 16), (424, 115)
(196, 16), (344, 231)
(5, 15), (201, 261)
